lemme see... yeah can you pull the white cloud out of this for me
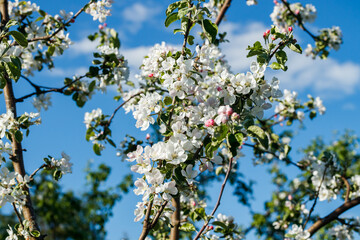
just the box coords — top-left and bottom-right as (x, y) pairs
(71, 38), (98, 55)
(44, 67), (88, 77)
(220, 22), (360, 98)
(122, 3), (161, 33)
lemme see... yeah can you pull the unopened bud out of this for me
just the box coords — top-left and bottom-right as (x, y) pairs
(288, 26), (293, 32)
(70, 18), (75, 23)
(98, 24), (104, 30)
(146, 133), (150, 140)
(148, 73), (154, 78)
(205, 119), (215, 127)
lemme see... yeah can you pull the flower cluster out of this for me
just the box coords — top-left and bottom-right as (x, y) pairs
(85, 0), (113, 23)
(32, 94), (52, 112)
(285, 224), (311, 240)
(270, 2), (317, 30)
(49, 152), (73, 175)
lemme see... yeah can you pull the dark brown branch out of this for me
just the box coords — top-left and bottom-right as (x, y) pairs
(16, 74), (87, 103)
(193, 157), (234, 240)
(214, 0), (232, 26)
(307, 197), (360, 236)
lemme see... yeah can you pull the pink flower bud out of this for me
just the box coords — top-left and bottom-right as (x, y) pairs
(217, 86), (222, 91)
(271, 36), (276, 41)
(191, 201), (196, 207)
(148, 73), (154, 78)
(274, 114), (278, 118)
(280, 123), (284, 127)
(146, 133), (150, 140)
(98, 24), (104, 30)
(273, 0), (278, 4)
(266, 29), (271, 35)
(288, 26), (293, 32)
(205, 119), (215, 127)
(103, 23), (107, 27)
(263, 32), (267, 38)
(70, 18), (75, 23)
(226, 108), (233, 117)
(287, 194), (293, 201)
(207, 225), (214, 230)
(295, 9), (300, 15)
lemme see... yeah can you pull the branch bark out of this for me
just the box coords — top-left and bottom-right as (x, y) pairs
(170, 196), (181, 240)
(215, 0), (232, 26)
(307, 197), (360, 236)
(1, 1), (41, 239)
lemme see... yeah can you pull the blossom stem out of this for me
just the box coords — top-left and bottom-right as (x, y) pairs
(12, 202), (25, 229)
(193, 157), (234, 240)
(340, 175), (350, 203)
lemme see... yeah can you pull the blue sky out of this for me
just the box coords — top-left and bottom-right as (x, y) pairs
(6, 0), (360, 239)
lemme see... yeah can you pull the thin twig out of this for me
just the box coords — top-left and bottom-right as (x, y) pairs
(29, 164), (47, 181)
(340, 175), (350, 203)
(181, 2), (193, 56)
(303, 166), (327, 228)
(105, 92), (142, 127)
(150, 200), (169, 228)
(193, 157), (234, 240)
(16, 74), (87, 102)
(12, 202), (24, 229)
(10, 3), (87, 46)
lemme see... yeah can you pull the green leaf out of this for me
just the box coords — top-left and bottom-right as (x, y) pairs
(14, 130), (23, 143)
(5, 19), (18, 29)
(309, 110), (317, 119)
(173, 28), (184, 34)
(53, 169), (63, 181)
(187, 35), (194, 45)
(247, 125), (269, 149)
(288, 43), (302, 54)
(9, 31), (28, 47)
(235, 133), (244, 145)
(107, 138), (116, 148)
(179, 222), (196, 232)
(212, 221), (227, 229)
(93, 143), (101, 156)
(3, 62), (20, 81)
(166, 1), (182, 15)
(30, 230), (41, 237)
(165, 12), (179, 27)
(275, 50), (287, 65)
(201, 19), (218, 43)
(0, 74), (7, 89)
(269, 62), (281, 70)
(227, 133), (240, 157)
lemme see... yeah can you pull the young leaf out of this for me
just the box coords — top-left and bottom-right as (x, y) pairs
(165, 12), (179, 27)
(247, 125), (269, 149)
(201, 19), (218, 43)
(9, 31), (28, 47)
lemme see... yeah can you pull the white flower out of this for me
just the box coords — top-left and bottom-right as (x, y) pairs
(181, 164), (198, 184)
(5, 225), (18, 240)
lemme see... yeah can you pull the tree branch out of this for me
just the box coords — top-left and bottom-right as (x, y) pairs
(307, 197), (360, 236)
(193, 157), (234, 240)
(215, 0), (232, 26)
(170, 196), (181, 240)
(340, 175), (350, 203)
(138, 200), (154, 240)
